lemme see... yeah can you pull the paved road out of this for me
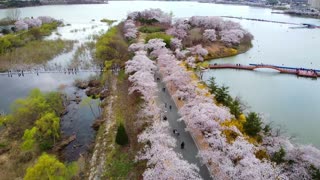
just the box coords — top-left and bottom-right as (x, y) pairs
(155, 73), (212, 180)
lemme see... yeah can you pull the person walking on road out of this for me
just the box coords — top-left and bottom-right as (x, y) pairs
(173, 129), (180, 136)
(181, 142), (185, 149)
(169, 105), (172, 111)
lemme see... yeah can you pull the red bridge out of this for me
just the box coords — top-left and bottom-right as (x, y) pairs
(208, 63), (319, 78)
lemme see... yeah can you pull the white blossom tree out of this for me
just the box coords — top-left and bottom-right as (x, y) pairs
(203, 29), (217, 42)
(14, 20), (28, 31)
(124, 19), (138, 40)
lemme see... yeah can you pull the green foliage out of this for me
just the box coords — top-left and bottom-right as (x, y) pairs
(207, 77), (243, 118)
(229, 98), (242, 119)
(38, 22), (59, 36)
(117, 69), (127, 82)
(24, 153), (78, 180)
(136, 18), (159, 25)
(243, 112), (262, 137)
(96, 26), (129, 65)
(263, 124), (271, 134)
(208, 77), (218, 94)
(145, 32), (172, 47)
(100, 19), (117, 26)
(21, 127), (38, 151)
(215, 85), (231, 106)
(271, 147), (286, 165)
(0, 39), (74, 71)
(115, 123), (129, 146)
(0, 22), (58, 55)
(45, 92), (64, 116)
(5, 89), (63, 141)
(35, 112), (60, 143)
(255, 149), (269, 160)
(138, 26), (165, 33)
(104, 152), (133, 178)
(310, 165), (320, 180)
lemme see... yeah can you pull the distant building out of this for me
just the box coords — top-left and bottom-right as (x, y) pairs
(309, 0), (320, 8)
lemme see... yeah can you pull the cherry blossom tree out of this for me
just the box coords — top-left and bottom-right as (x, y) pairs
(128, 8), (172, 25)
(175, 49), (190, 60)
(128, 42), (145, 52)
(137, 119), (202, 180)
(187, 44), (208, 61)
(166, 19), (190, 39)
(23, 18), (42, 28)
(38, 16), (56, 24)
(14, 20), (28, 31)
(203, 29), (217, 42)
(170, 38), (182, 50)
(145, 38), (166, 51)
(124, 19), (138, 40)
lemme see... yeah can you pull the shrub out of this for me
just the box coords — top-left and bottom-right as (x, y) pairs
(137, 18), (158, 25)
(24, 153), (78, 180)
(243, 112), (262, 137)
(96, 26), (129, 65)
(145, 32), (172, 47)
(215, 85), (232, 106)
(100, 19), (117, 26)
(310, 165), (320, 179)
(255, 149), (269, 160)
(271, 147), (286, 164)
(138, 26), (165, 33)
(229, 98), (242, 119)
(115, 123), (129, 146)
(207, 77), (218, 94)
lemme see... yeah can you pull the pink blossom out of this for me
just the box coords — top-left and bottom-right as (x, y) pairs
(128, 42), (145, 52)
(203, 29), (217, 42)
(170, 38), (182, 50)
(14, 20), (28, 31)
(124, 19), (137, 40)
(38, 16), (56, 24)
(23, 18), (42, 28)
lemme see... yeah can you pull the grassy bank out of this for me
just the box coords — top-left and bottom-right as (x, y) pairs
(204, 41), (252, 61)
(86, 24), (146, 179)
(0, 22), (59, 54)
(0, 39), (75, 71)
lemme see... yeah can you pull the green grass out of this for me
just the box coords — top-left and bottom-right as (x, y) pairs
(145, 32), (172, 47)
(0, 22), (59, 55)
(100, 19), (117, 26)
(103, 151), (133, 178)
(117, 69), (127, 82)
(138, 26), (165, 33)
(0, 39), (75, 71)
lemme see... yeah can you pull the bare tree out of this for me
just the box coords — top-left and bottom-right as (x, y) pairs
(6, 8), (21, 21)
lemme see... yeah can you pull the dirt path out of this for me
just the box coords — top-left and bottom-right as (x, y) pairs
(88, 77), (117, 180)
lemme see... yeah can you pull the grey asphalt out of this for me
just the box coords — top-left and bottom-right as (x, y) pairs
(155, 72), (212, 180)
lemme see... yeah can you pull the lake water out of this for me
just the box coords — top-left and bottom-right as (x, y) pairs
(0, 1), (319, 152)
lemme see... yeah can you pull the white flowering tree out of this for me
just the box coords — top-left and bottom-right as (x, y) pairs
(124, 19), (138, 40)
(203, 29), (217, 42)
(14, 20), (28, 31)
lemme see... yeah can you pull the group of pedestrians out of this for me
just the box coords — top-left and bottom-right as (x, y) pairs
(173, 128), (185, 149)
(161, 78), (185, 150)
(7, 70), (25, 77)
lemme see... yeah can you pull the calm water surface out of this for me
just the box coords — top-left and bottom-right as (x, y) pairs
(0, 1), (319, 150)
